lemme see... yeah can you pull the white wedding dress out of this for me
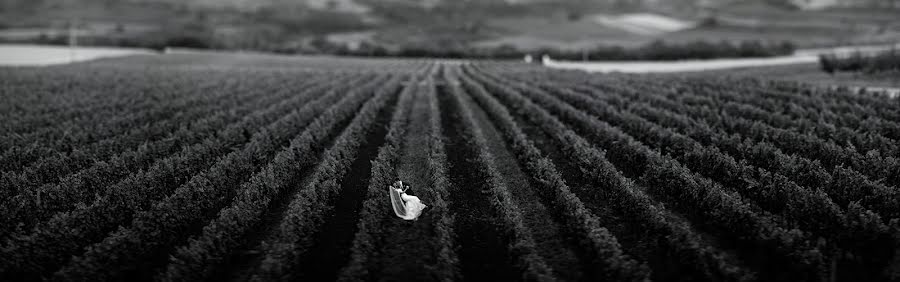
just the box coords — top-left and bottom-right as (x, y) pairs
(390, 182), (426, 220)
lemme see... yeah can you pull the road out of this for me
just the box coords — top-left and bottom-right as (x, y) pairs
(544, 43), (900, 73)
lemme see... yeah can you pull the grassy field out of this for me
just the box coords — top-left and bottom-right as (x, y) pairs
(1, 54), (899, 281)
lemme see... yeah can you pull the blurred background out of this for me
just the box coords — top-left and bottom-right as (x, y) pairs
(1, 0), (898, 58)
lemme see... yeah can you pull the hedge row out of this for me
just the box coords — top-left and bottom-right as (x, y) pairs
(503, 71), (892, 276)
(248, 75), (403, 281)
(51, 75), (389, 281)
(0, 75), (336, 240)
(0, 74), (376, 280)
(455, 67), (652, 282)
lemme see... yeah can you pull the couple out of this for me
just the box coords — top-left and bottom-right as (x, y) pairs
(389, 180), (427, 221)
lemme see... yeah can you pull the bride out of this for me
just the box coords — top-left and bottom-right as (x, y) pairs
(389, 180), (427, 221)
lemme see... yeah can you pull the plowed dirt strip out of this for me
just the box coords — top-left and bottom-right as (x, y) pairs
(369, 78), (454, 281)
(376, 87), (434, 280)
(244, 75), (404, 282)
(337, 69), (459, 282)
(437, 78), (521, 282)
(291, 84), (400, 282)
(418, 74), (459, 282)
(455, 79), (585, 281)
(333, 79), (421, 282)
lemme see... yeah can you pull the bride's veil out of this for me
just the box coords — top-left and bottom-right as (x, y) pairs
(389, 187), (407, 218)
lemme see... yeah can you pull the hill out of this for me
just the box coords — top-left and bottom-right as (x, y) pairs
(1, 0), (898, 52)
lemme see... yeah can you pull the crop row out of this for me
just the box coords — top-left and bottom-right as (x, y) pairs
(0, 71), (237, 173)
(49, 74), (394, 281)
(465, 65), (836, 281)
(339, 70), (459, 281)
(467, 66), (761, 281)
(0, 73), (296, 198)
(478, 64), (899, 280)
(480, 67), (894, 280)
(0, 75), (345, 240)
(454, 66), (652, 281)
(246, 74), (404, 281)
(446, 69), (561, 281)
(0, 73), (380, 279)
(0, 68), (205, 138)
(542, 72), (900, 189)
(2, 58), (898, 281)
(568, 77), (900, 222)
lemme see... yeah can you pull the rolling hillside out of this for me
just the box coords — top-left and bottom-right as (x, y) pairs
(1, 0), (898, 52)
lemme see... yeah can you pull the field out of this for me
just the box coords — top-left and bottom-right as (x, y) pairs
(1, 54), (900, 282)
(675, 63), (900, 92)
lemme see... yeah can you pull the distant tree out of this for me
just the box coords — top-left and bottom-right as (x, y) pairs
(357, 42), (389, 57)
(491, 44), (523, 59)
(164, 35), (212, 49)
(819, 54), (836, 74)
(817, 50), (900, 74)
(308, 37), (793, 61)
(566, 10), (582, 21)
(698, 16), (719, 27)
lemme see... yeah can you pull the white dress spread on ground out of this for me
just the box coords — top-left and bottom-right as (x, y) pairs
(390, 181), (426, 221)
